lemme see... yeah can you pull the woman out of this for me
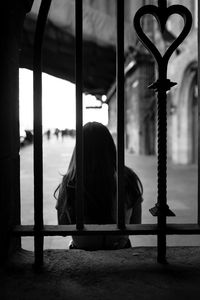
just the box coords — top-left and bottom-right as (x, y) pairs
(54, 122), (143, 250)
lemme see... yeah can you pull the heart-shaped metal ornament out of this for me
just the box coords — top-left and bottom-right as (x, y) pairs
(134, 5), (192, 77)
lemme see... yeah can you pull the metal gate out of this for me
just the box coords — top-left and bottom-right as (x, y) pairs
(14, 0), (200, 269)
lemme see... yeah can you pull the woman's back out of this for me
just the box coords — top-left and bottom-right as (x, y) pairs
(82, 122), (116, 224)
(55, 122), (143, 249)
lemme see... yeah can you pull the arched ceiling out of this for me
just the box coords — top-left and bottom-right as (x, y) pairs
(20, 0), (138, 96)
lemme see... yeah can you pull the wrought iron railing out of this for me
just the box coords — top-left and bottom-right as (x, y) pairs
(134, 0), (193, 263)
(13, 0), (200, 269)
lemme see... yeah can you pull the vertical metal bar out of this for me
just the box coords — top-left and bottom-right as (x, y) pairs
(75, 0), (84, 230)
(33, 0), (52, 269)
(198, 0), (200, 225)
(158, 0), (166, 8)
(116, 0), (125, 229)
(156, 87), (167, 263)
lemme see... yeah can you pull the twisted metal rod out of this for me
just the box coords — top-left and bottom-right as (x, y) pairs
(134, 0), (192, 263)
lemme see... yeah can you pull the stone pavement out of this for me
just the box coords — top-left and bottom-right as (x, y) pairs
(2, 247), (200, 300)
(20, 136), (199, 250)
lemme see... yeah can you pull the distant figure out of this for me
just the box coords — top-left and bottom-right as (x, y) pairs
(54, 122), (143, 250)
(46, 129), (51, 140)
(54, 128), (59, 140)
(25, 130), (33, 143)
(61, 129), (67, 141)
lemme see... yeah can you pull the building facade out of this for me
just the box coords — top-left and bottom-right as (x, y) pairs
(167, 0), (198, 164)
(107, 0), (198, 164)
(107, 0), (157, 155)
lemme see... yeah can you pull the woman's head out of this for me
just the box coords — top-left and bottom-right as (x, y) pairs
(83, 122), (116, 177)
(66, 122), (116, 183)
(65, 122), (116, 223)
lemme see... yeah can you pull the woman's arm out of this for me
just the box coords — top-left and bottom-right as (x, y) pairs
(130, 198), (142, 224)
(124, 166), (143, 224)
(57, 208), (71, 225)
(56, 182), (72, 225)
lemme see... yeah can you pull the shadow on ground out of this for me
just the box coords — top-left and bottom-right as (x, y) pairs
(2, 247), (200, 300)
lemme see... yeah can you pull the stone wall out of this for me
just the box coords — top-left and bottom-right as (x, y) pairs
(167, 1), (198, 164)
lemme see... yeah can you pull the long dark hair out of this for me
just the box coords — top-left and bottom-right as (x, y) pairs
(54, 122), (143, 223)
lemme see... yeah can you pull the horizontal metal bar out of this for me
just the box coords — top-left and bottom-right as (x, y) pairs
(13, 224), (200, 237)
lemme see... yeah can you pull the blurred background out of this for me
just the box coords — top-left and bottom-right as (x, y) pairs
(19, 0), (198, 249)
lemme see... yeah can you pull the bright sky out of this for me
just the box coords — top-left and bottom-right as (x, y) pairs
(19, 68), (108, 133)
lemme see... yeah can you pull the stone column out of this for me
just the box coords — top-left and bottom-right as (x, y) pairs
(0, 0), (33, 266)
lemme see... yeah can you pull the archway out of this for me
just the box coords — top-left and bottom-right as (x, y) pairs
(177, 62), (198, 164)
(190, 73), (198, 163)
